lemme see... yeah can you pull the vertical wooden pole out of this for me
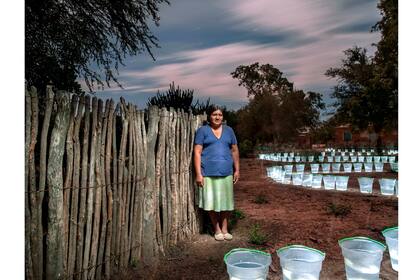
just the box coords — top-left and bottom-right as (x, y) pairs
(104, 100), (115, 280)
(82, 97), (98, 280)
(68, 94), (85, 277)
(141, 106), (159, 264)
(25, 88), (34, 280)
(46, 91), (71, 280)
(88, 99), (104, 279)
(76, 96), (91, 280)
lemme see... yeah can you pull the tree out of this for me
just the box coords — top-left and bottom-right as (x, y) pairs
(231, 62), (294, 98)
(26, 0), (170, 94)
(232, 63), (324, 145)
(325, 0), (398, 148)
(146, 82), (213, 115)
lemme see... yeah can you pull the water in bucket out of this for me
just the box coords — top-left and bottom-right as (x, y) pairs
(365, 156), (373, 163)
(357, 152), (362, 156)
(323, 175), (336, 190)
(341, 152), (346, 157)
(318, 156), (324, 162)
(382, 227), (398, 271)
(378, 178), (396, 195)
(302, 173), (313, 187)
(308, 156), (314, 162)
(367, 151), (371, 156)
(362, 148), (366, 153)
(390, 162), (398, 172)
(282, 156), (287, 162)
(290, 152), (295, 158)
(335, 156), (341, 162)
(343, 163), (353, 173)
(381, 156), (388, 163)
(351, 156), (358, 163)
(388, 156), (396, 163)
(310, 164), (319, 174)
(283, 174), (292, 184)
(339, 237), (386, 280)
(327, 156), (334, 163)
(395, 180), (398, 196)
(284, 152), (288, 157)
(345, 149), (348, 152)
(296, 164), (305, 173)
(277, 245), (325, 280)
(312, 174), (323, 189)
(364, 163), (373, 172)
(288, 156), (294, 162)
(321, 151), (326, 157)
(336, 176), (349, 191)
(284, 165), (293, 175)
(332, 163), (341, 173)
(374, 156), (381, 163)
(342, 156), (349, 162)
(353, 163), (363, 173)
(374, 162), (384, 172)
(321, 163), (331, 173)
(224, 248), (272, 280)
(358, 177), (374, 194)
(292, 173), (303, 186)
(358, 156), (365, 162)
(295, 156), (301, 162)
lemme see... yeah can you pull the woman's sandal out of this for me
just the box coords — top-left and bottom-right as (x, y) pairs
(223, 233), (233, 240)
(214, 232), (224, 241)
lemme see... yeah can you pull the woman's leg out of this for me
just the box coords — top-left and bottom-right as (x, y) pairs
(208, 211), (222, 234)
(220, 211), (231, 234)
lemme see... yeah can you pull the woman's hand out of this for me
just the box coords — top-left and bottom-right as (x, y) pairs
(196, 174), (204, 187)
(233, 171), (240, 184)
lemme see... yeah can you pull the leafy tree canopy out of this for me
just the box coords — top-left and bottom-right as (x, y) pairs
(26, 0), (169, 94)
(231, 62), (294, 98)
(232, 63), (325, 144)
(325, 0), (397, 135)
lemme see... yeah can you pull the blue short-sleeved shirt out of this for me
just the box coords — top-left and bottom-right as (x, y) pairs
(194, 124), (238, 177)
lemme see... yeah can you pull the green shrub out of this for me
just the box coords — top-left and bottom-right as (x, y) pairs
(326, 202), (352, 217)
(253, 194), (269, 204)
(249, 224), (268, 245)
(239, 139), (254, 157)
(228, 209), (245, 228)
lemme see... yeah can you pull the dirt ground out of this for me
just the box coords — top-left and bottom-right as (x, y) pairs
(122, 157), (398, 280)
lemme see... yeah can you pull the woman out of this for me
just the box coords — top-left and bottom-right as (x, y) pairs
(193, 106), (240, 241)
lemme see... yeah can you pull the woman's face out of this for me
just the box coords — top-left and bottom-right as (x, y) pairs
(209, 109), (223, 126)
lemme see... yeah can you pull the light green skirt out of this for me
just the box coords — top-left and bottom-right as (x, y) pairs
(198, 176), (234, 212)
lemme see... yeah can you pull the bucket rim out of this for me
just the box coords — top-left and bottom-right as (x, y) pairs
(338, 236), (386, 249)
(276, 245), (326, 258)
(382, 226), (398, 235)
(224, 248), (270, 263)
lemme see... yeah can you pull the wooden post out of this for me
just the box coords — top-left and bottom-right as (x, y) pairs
(63, 94), (78, 272)
(46, 91), (71, 280)
(76, 96), (91, 280)
(25, 88), (34, 280)
(82, 97), (98, 280)
(158, 109), (169, 250)
(141, 106), (159, 264)
(88, 99), (104, 279)
(104, 100), (115, 280)
(28, 87), (41, 280)
(68, 94), (85, 277)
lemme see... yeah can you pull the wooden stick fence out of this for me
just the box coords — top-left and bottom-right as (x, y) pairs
(25, 86), (207, 280)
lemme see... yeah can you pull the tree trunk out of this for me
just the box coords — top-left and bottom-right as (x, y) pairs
(46, 91), (71, 280)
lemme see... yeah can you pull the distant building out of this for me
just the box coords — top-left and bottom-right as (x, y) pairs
(297, 124), (398, 148)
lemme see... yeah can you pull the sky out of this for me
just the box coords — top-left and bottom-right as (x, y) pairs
(87, 0), (382, 116)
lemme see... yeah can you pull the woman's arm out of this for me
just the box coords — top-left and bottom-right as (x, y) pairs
(193, 144), (204, 187)
(231, 144), (240, 184)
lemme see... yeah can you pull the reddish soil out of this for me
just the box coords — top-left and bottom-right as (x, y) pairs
(122, 158), (398, 280)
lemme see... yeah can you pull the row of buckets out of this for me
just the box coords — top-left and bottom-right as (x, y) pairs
(224, 227), (398, 280)
(268, 162), (398, 174)
(258, 154), (397, 164)
(267, 167), (398, 196)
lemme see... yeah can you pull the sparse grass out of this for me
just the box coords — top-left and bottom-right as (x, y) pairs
(253, 193), (269, 204)
(248, 224), (268, 245)
(229, 209), (246, 228)
(129, 258), (139, 268)
(326, 202), (352, 217)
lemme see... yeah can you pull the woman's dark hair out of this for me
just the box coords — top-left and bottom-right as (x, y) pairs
(206, 105), (224, 122)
